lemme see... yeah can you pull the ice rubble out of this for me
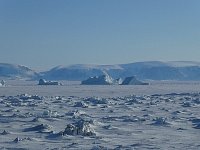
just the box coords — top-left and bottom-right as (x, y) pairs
(63, 119), (95, 136)
(151, 117), (170, 126)
(13, 137), (32, 143)
(1, 130), (9, 135)
(0, 92), (200, 149)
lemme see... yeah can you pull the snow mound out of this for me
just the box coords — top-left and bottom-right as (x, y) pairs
(84, 97), (109, 105)
(24, 124), (52, 133)
(151, 117), (170, 126)
(190, 118), (200, 129)
(91, 145), (108, 150)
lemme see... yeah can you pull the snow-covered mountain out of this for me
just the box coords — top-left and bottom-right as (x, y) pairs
(42, 61), (200, 81)
(0, 63), (39, 80)
(41, 65), (105, 81)
(1, 61), (200, 81)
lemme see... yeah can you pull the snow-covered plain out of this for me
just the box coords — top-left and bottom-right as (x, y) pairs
(0, 80), (200, 149)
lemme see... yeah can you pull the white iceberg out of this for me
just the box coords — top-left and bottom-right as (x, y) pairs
(81, 74), (114, 85)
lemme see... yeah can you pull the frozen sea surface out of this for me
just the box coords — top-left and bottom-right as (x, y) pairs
(1, 80), (200, 97)
(0, 80), (200, 149)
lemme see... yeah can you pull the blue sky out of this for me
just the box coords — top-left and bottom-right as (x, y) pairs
(0, 0), (200, 70)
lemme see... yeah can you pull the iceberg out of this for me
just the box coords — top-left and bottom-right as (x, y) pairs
(0, 80), (5, 86)
(38, 79), (62, 85)
(81, 74), (114, 85)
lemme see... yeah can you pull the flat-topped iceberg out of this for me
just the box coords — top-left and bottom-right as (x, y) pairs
(81, 74), (114, 85)
(38, 79), (62, 85)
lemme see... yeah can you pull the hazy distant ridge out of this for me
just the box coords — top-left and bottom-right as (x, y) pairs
(42, 61), (200, 81)
(1, 61), (200, 81)
(0, 63), (39, 79)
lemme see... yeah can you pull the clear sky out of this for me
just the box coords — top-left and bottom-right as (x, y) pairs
(0, 0), (200, 70)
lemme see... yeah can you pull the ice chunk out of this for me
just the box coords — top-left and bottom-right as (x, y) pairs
(0, 80), (5, 86)
(63, 120), (95, 136)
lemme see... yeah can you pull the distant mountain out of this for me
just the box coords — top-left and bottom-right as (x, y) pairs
(1, 61), (200, 81)
(0, 63), (39, 80)
(42, 61), (200, 81)
(41, 65), (104, 81)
